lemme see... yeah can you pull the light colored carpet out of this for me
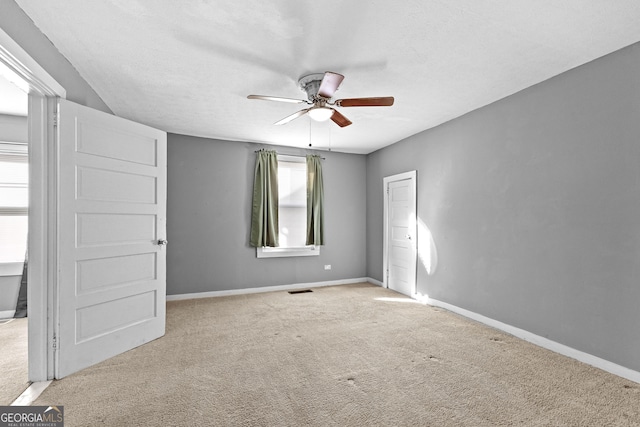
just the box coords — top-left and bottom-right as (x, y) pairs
(34, 283), (640, 426)
(0, 317), (29, 405)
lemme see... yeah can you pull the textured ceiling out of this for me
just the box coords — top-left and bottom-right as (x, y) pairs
(15, 1), (640, 154)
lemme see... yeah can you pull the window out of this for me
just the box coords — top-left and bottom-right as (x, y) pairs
(0, 143), (28, 264)
(257, 155), (319, 258)
(278, 158), (306, 247)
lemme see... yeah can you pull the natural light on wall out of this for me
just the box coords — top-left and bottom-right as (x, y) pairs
(417, 217), (438, 275)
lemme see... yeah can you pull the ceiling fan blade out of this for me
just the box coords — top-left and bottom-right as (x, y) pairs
(337, 97), (395, 107)
(330, 109), (352, 127)
(317, 72), (345, 98)
(274, 108), (310, 125)
(247, 95), (307, 104)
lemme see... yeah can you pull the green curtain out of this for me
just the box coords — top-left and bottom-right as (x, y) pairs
(306, 155), (324, 245)
(250, 150), (279, 247)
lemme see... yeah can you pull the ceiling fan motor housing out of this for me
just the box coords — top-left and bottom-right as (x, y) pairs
(298, 73), (328, 102)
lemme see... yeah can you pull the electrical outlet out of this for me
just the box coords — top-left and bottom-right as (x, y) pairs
(324, 264), (331, 270)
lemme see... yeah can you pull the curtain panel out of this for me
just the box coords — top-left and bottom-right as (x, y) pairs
(250, 150), (279, 247)
(306, 154), (324, 246)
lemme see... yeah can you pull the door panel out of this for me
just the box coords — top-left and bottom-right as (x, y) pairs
(77, 167), (157, 203)
(76, 213), (157, 245)
(385, 173), (416, 297)
(76, 253), (157, 293)
(76, 122), (158, 165)
(56, 98), (166, 378)
(76, 291), (157, 342)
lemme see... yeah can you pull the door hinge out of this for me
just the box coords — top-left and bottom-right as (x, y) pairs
(51, 105), (58, 128)
(52, 332), (57, 350)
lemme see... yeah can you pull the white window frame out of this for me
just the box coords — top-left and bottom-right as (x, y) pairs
(256, 154), (320, 258)
(257, 245), (320, 258)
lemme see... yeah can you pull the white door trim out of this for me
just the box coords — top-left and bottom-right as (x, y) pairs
(0, 28), (66, 98)
(383, 170), (417, 295)
(0, 27), (66, 381)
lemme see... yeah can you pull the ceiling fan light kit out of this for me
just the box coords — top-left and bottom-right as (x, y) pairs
(248, 71), (394, 128)
(307, 106), (333, 122)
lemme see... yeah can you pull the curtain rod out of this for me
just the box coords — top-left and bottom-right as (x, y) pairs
(254, 150), (325, 160)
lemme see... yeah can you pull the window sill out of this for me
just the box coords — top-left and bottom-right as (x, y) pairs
(256, 246), (320, 258)
(0, 261), (24, 277)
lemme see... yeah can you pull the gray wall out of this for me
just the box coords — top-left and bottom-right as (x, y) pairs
(1, 0), (111, 113)
(367, 43), (640, 372)
(0, 276), (20, 314)
(167, 134), (367, 295)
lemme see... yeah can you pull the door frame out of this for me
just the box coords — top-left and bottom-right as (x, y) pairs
(383, 170), (417, 295)
(1, 27), (66, 381)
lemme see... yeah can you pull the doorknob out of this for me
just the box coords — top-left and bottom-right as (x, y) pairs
(157, 239), (168, 246)
(405, 235), (412, 240)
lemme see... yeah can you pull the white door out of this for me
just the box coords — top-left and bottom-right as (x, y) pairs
(55, 98), (167, 378)
(384, 171), (416, 297)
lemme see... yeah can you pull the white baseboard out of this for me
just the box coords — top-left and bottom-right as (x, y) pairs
(167, 277), (375, 301)
(426, 296), (640, 385)
(367, 277), (384, 287)
(0, 310), (15, 319)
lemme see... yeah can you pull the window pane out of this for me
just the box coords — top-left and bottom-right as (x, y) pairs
(0, 215), (28, 263)
(278, 161), (306, 207)
(0, 186), (28, 207)
(0, 160), (28, 208)
(0, 161), (28, 184)
(278, 160), (307, 247)
(279, 206), (307, 247)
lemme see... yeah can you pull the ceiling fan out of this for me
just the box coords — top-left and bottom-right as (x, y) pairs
(247, 71), (394, 128)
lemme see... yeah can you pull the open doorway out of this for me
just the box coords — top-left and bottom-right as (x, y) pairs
(0, 27), (67, 397)
(0, 68), (30, 404)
